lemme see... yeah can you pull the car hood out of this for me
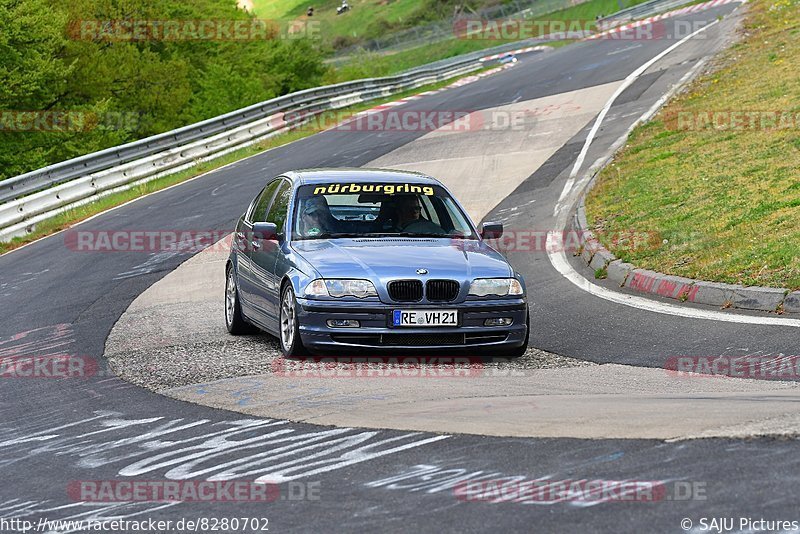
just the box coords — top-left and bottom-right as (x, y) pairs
(291, 238), (513, 281)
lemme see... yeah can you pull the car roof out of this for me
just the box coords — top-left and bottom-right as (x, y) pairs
(283, 168), (442, 187)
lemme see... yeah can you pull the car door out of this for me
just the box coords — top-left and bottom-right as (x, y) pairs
(238, 179), (281, 311)
(248, 178), (293, 329)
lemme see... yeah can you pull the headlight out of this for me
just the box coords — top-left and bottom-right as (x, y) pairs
(327, 279), (378, 298)
(304, 279), (328, 297)
(468, 278), (523, 297)
(304, 279), (377, 298)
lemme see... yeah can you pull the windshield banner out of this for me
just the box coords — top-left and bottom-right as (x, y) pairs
(312, 183), (435, 196)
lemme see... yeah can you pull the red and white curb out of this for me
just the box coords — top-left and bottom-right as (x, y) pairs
(574, 213), (800, 314)
(587, 0), (741, 40)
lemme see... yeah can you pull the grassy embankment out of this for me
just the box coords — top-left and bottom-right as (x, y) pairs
(255, 0), (650, 81)
(586, 0), (800, 289)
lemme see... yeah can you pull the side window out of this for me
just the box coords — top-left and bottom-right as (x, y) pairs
(265, 180), (292, 233)
(248, 179), (281, 223)
(430, 196), (453, 230)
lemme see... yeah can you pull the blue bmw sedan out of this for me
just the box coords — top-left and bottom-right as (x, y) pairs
(225, 169), (529, 357)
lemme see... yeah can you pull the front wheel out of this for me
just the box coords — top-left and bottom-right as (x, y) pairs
(279, 284), (308, 357)
(225, 264), (258, 335)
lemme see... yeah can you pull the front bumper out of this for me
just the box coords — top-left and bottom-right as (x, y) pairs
(296, 297), (528, 352)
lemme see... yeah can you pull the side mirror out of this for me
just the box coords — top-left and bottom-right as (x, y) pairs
(480, 222), (503, 239)
(252, 222), (279, 242)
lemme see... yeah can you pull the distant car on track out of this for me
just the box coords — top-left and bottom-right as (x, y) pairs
(499, 52), (518, 65)
(225, 168), (529, 357)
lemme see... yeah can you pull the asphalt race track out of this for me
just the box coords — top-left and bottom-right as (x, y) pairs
(3, 2), (800, 532)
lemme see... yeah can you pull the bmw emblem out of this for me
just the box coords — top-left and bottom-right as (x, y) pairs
(416, 268), (428, 275)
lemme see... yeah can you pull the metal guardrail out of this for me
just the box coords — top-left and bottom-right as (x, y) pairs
(405, 39), (554, 73)
(0, 0), (693, 242)
(0, 55), (489, 241)
(598, 0), (698, 26)
(0, 59), (477, 205)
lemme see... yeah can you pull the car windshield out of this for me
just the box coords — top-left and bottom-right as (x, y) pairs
(291, 182), (477, 240)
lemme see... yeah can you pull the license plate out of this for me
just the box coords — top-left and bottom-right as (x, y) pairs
(392, 309), (458, 327)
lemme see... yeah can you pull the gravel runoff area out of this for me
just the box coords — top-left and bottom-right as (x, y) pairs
(105, 250), (593, 393)
(111, 337), (594, 393)
(104, 272), (800, 440)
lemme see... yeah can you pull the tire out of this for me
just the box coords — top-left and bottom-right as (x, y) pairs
(497, 310), (529, 358)
(225, 264), (258, 335)
(279, 283), (309, 357)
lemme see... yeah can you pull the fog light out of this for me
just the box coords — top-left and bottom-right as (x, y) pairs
(484, 317), (512, 326)
(327, 319), (360, 328)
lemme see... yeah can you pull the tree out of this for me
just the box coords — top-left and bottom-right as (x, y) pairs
(0, 0), (329, 180)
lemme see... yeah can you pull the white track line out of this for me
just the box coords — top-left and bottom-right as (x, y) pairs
(546, 6), (800, 327)
(548, 247), (800, 326)
(557, 19), (721, 211)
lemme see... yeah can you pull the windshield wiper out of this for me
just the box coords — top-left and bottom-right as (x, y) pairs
(397, 232), (449, 238)
(314, 232), (362, 238)
(364, 232), (473, 238)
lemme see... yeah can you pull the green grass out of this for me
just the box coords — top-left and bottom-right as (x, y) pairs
(321, 0), (647, 81)
(253, 0), (423, 28)
(585, 0), (800, 289)
(254, 0), (481, 47)
(0, 72), (477, 256)
(544, 0), (635, 20)
(254, 0), (650, 56)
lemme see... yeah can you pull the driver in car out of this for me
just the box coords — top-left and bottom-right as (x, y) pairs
(300, 196), (338, 237)
(394, 195), (446, 235)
